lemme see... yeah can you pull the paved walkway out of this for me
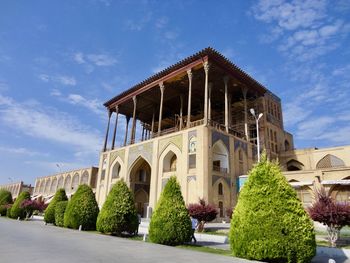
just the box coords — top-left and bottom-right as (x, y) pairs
(0, 218), (255, 263)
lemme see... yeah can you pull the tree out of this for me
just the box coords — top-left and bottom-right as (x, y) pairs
(44, 188), (68, 224)
(230, 154), (316, 263)
(308, 188), (350, 247)
(55, 201), (68, 227)
(20, 200), (46, 219)
(188, 199), (217, 232)
(64, 185), (99, 230)
(97, 180), (138, 236)
(149, 176), (192, 246)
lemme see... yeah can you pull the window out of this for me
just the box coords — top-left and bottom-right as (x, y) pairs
(218, 183), (223, 195)
(111, 163), (120, 179)
(139, 169), (147, 182)
(189, 155), (196, 169)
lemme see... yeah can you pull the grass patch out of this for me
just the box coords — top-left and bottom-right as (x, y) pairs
(177, 244), (231, 256)
(201, 229), (228, 236)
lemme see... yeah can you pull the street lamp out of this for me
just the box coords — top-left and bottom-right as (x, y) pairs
(250, 108), (263, 162)
(56, 163), (62, 173)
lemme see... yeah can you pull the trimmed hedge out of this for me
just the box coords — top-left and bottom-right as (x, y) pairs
(0, 205), (7, 216)
(10, 191), (31, 219)
(149, 176), (192, 246)
(44, 188), (68, 224)
(64, 185), (99, 230)
(97, 180), (138, 236)
(55, 201), (68, 227)
(229, 154), (316, 263)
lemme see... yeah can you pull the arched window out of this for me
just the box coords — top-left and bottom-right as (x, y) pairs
(212, 141), (229, 173)
(57, 177), (64, 189)
(316, 154), (345, 169)
(50, 178), (57, 193)
(81, 171), (89, 184)
(64, 175), (71, 192)
(138, 169), (147, 182)
(218, 183), (223, 195)
(72, 173), (79, 191)
(163, 151), (177, 172)
(287, 159), (304, 171)
(285, 140), (290, 151)
(111, 162), (121, 179)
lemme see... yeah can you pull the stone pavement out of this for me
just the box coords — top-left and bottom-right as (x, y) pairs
(0, 217), (255, 263)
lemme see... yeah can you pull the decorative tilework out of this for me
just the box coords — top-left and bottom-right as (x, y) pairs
(187, 175), (196, 182)
(234, 139), (248, 154)
(212, 131), (229, 151)
(158, 134), (183, 155)
(128, 142), (153, 169)
(109, 149), (125, 167)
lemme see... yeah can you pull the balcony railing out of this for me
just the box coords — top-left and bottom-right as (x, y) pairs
(213, 165), (228, 174)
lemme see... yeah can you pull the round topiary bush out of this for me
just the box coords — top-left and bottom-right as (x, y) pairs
(0, 189), (13, 216)
(55, 200), (68, 227)
(64, 185), (99, 230)
(229, 154), (316, 263)
(44, 188), (68, 224)
(97, 180), (138, 236)
(10, 191), (31, 219)
(149, 176), (192, 246)
(0, 189), (13, 206)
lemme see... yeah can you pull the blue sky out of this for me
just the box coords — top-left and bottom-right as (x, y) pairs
(0, 0), (349, 185)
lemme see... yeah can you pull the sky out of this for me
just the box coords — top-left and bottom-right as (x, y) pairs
(0, 0), (350, 185)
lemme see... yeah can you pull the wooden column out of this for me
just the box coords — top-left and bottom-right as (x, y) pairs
(124, 116), (130, 146)
(151, 109), (155, 138)
(242, 87), (249, 140)
(103, 110), (112, 151)
(208, 82), (212, 121)
(158, 82), (165, 134)
(130, 96), (137, 144)
(203, 62), (210, 125)
(187, 69), (193, 128)
(111, 105), (119, 150)
(224, 76), (229, 132)
(141, 123), (145, 141)
(179, 95), (183, 130)
(228, 94), (232, 130)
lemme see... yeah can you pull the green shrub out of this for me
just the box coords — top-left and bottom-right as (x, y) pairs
(64, 185), (99, 230)
(149, 176), (191, 246)
(229, 154), (316, 263)
(6, 205), (12, 217)
(0, 189), (13, 206)
(10, 191), (30, 219)
(97, 180), (138, 236)
(0, 205), (7, 216)
(55, 201), (68, 227)
(44, 188), (68, 224)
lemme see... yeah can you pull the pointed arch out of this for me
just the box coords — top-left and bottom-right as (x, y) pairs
(212, 140), (229, 173)
(44, 179), (51, 194)
(316, 154), (345, 169)
(80, 171), (89, 185)
(287, 159), (304, 171)
(110, 156), (124, 180)
(72, 173), (80, 191)
(50, 178), (57, 193)
(159, 143), (182, 174)
(212, 179), (230, 218)
(57, 176), (64, 189)
(64, 174), (71, 193)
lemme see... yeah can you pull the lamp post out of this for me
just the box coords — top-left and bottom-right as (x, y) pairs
(250, 108), (263, 162)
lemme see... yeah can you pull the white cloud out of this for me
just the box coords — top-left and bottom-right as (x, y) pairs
(66, 94), (104, 115)
(73, 52), (85, 64)
(86, 54), (117, 66)
(0, 94), (102, 152)
(0, 146), (46, 157)
(155, 17), (168, 29)
(251, 0), (349, 61)
(38, 74), (76, 86)
(124, 12), (152, 31)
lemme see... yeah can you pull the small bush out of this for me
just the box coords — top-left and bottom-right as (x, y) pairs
(149, 176), (192, 246)
(55, 201), (68, 227)
(11, 191), (31, 219)
(0, 189), (13, 206)
(44, 189), (68, 224)
(0, 205), (7, 216)
(64, 185), (99, 230)
(229, 154), (316, 263)
(97, 180), (138, 236)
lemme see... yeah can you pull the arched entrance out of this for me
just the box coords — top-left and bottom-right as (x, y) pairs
(129, 157), (151, 217)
